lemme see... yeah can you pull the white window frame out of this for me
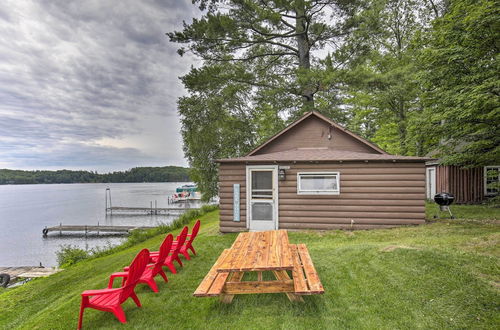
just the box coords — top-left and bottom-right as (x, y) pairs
(484, 166), (500, 196)
(297, 172), (340, 195)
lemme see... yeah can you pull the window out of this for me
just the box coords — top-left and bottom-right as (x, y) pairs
(297, 172), (340, 195)
(484, 166), (500, 196)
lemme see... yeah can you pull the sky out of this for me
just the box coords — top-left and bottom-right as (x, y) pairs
(0, 0), (201, 172)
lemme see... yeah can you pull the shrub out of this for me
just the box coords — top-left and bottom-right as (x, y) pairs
(56, 245), (90, 267)
(486, 196), (500, 208)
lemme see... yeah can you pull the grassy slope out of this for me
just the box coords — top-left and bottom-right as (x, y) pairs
(0, 207), (499, 329)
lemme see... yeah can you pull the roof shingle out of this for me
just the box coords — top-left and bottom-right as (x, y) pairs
(218, 148), (433, 163)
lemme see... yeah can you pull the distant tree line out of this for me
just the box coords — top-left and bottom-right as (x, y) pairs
(0, 166), (191, 185)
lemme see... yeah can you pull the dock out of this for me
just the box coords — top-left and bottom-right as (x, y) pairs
(106, 206), (199, 215)
(104, 187), (199, 215)
(42, 224), (154, 237)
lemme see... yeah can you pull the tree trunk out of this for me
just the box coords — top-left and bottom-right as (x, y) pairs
(397, 98), (407, 154)
(295, 1), (314, 111)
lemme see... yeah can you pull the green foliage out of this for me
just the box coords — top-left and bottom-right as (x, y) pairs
(172, 1), (375, 199)
(173, 0), (499, 198)
(418, 0), (500, 166)
(0, 166), (190, 185)
(56, 245), (90, 267)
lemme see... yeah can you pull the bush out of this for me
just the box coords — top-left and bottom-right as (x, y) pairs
(486, 196), (500, 208)
(56, 245), (90, 267)
(56, 204), (219, 267)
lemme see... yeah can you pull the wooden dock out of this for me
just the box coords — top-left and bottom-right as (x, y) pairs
(105, 206), (199, 215)
(42, 224), (154, 237)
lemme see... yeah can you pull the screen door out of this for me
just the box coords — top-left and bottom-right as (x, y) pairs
(247, 166), (278, 231)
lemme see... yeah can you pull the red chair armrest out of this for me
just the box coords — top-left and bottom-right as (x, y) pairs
(110, 271), (128, 277)
(123, 266), (130, 271)
(108, 272), (128, 288)
(81, 288), (121, 297)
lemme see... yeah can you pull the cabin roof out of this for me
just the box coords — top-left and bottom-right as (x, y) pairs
(246, 111), (387, 156)
(218, 148), (433, 163)
(217, 111), (433, 163)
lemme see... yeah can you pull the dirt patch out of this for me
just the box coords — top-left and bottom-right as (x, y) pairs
(477, 273), (500, 291)
(380, 245), (421, 252)
(462, 233), (500, 256)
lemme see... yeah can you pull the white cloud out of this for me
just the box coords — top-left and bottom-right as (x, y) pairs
(0, 0), (201, 171)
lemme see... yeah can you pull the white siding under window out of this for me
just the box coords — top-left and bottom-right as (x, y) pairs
(297, 172), (340, 195)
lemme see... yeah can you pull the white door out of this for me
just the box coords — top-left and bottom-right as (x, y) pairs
(426, 167), (436, 199)
(246, 165), (278, 231)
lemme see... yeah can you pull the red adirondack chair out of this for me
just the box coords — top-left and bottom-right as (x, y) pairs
(108, 234), (173, 293)
(150, 226), (188, 274)
(171, 219), (200, 260)
(77, 249), (150, 329)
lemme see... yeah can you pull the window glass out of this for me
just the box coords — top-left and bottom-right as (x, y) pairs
(251, 202), (273, 220)
(300, 175), (338, 191)
(298, 172), (339, 194)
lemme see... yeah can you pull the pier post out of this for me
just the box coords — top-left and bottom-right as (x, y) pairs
(85, 225), (87, 237)
(97, 222), (99, 235)
(105, 188), (113, 215)
(59, 223), (62, 236)
(155, 200), (157, 215)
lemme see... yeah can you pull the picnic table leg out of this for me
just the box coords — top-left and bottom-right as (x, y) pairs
(220, 272), (244, 304)
(257, 271), (263, 282)
(272, 270), (304, 303)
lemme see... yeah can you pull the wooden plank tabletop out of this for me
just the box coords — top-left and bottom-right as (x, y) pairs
(217, 230), (294, 272)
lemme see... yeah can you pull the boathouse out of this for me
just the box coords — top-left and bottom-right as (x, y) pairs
(217, 111), (432, 232)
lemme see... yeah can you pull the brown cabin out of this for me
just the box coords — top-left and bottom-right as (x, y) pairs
(217, 111), (431, 232)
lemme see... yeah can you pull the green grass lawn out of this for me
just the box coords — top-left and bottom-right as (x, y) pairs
(0, 206), (499, 329)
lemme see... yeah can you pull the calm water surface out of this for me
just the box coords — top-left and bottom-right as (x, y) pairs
(0, 182), (198, 267)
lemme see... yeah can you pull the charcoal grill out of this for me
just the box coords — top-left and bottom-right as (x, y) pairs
(433, 192), (455, 219)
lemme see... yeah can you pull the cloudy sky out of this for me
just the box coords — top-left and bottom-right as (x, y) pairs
(0, 0), (200, 172)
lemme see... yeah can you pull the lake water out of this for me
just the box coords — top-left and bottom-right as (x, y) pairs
(0, 182), (200, 267)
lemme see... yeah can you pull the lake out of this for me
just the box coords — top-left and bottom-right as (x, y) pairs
(0, 182), (199, 267)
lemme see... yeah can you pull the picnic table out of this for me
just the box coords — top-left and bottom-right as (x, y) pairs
(194, 230), (324, 303)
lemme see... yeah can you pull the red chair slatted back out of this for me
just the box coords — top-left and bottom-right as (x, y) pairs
(173, 226), (189, 253)
(153, 234), (173, 273)
(189, 220), (201, 243)
(119, 249), (149, 303)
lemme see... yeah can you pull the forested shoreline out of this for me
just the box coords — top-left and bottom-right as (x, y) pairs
(0, 166), (190, 185)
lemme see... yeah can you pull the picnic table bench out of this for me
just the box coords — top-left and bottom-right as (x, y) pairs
(194, 230), (324, 302)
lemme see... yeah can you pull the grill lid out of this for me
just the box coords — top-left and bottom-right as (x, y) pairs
(434, 192), (455, 206)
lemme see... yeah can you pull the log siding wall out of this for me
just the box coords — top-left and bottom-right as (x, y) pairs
(434, 165), (484, 203)
(219, 162), (426, 232)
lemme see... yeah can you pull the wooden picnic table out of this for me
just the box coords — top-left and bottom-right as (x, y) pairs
(194, 230), (324, 303)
